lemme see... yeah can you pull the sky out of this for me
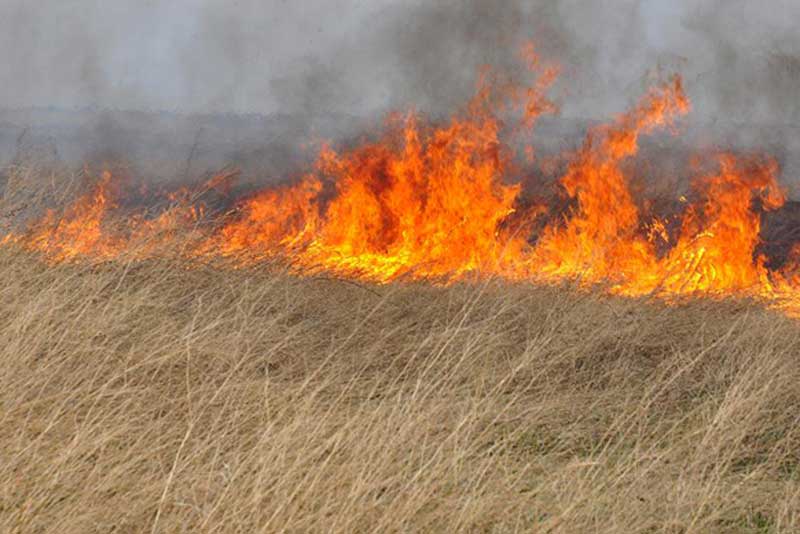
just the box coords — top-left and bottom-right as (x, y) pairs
(1, 0), (799, 122)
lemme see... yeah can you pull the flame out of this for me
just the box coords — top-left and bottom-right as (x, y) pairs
(529, 76), (689, 286)
(7, 169), (231, 262)
(200, 57), (557, 281)
(15, 170), (123, 262)
(4, 44), (800, 318)
(653, 154), (784, 296)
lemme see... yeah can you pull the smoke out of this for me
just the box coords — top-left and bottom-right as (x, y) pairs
(0, 0), (797, 120)
(2, 0), (800, 193)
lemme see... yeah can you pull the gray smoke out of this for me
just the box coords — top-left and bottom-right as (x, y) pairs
(2, 0), (800, 191)
(0, 0), (798, 119)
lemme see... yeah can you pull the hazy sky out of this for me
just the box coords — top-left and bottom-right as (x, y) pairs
(1, 0), (799, 121)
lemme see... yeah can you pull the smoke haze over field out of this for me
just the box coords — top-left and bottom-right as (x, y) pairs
(1, 0), (800, 122)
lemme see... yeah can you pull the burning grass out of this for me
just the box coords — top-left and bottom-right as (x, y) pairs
(3, 44), (800, 531)
(1, 249), (799, 532)
(2, 54), (800, 318)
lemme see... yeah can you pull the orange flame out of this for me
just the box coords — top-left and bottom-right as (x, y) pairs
(20, 170), (123, 262)
(4, 45), (800, 318)
(654, 154), (784, 296)
(530, 75), (690, 286)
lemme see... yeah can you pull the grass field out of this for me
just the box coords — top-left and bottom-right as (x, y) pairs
(1, 245), (799, 533)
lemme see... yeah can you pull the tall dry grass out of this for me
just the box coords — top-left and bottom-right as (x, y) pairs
(1, 165), (800, 532)
(0, 248), (798, 533)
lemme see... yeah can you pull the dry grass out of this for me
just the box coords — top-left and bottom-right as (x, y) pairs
(0, 245), (798, 533)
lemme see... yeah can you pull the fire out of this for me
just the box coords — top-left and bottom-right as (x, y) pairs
(6, 169), (231, 263)
(200, 56), (557, 282)
(654, 154), (784, 296)
(12, 170), (123, 262)
(529, 75), (689, 287)
(3, 45), (800, 318)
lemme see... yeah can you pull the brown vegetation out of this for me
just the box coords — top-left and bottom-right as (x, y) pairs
(1, 244), (799, 532)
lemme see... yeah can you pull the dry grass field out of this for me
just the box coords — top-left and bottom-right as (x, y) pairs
(5, 1), (800, 531)
(1, 245), (799, 533)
